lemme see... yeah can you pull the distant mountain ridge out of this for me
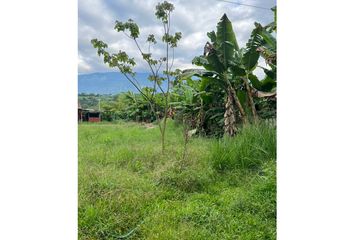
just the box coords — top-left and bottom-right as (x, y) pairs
(78, 72), (165, 94)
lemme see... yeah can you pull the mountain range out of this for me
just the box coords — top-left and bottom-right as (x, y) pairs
(78, 72), (166, 94)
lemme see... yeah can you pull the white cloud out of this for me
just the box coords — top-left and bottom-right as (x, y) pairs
(179, 31), (206, 51)
(171, 57), (196, 70)
(78, 0), (276, 73)
(253, 57), (268, 79)
(78, 54), (92, 72)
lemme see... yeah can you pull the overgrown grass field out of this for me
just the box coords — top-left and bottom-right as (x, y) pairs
(79, 120), (276, 239)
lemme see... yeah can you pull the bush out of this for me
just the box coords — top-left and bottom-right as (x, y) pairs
(211, 122), (276, 171)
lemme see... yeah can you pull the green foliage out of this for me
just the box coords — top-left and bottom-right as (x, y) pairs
(155, 1), (175, 23)
(114, 19), (140, 38)
(89, 6), (277, 138)
(78, 93), (102, 110)
(186, 12), (277, 134)
(180, 14), (276, 132)
(216, 14), (238, 68)
(211, 121), (276, 171)
(91, 1), (183, 152)
(248, 73), (276, 92)
(147, 34), (157, 44)
(78, 92), (165, 122)
(162, 32), (182, 47)
(80, 5), (278, 239)
(256, 98), (276, 119)
(171, 70), (227, 136)
(241, 23), (262, 72)
(121, 90), (164, 122)
(91, 38), (137, 75)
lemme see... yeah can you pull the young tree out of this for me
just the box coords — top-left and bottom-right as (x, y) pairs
(91, 1), (182, 152)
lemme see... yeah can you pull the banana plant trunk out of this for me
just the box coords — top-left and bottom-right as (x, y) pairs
(224, 90), (237, 137)
(229, 86), (248, 125)
(242, 76), (258, 123)
(223, 74), (248, 127)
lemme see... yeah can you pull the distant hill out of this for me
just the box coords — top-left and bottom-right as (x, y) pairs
(78, 72), (166, 94)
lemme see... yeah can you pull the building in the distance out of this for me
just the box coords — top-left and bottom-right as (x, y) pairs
(85, 110), (101, 122)
(78, 101), (101, 122)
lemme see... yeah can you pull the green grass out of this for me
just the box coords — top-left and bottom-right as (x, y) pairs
(211, 122), (276, 171)
(79, 120), (276, 239)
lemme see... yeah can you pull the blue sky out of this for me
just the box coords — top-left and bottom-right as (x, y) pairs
(78, 0), (276, 75)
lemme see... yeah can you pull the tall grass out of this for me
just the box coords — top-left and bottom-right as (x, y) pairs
(211, 121), (276, 171)
(79, 120), (276, 239)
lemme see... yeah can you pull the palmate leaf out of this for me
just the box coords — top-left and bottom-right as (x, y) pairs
(216, 14), (238, 68)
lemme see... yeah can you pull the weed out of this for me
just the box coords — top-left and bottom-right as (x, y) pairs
(211, 122), (276, 171)
(79, 121), (276, 239)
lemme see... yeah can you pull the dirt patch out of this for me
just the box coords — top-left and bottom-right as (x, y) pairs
(142, 123), (156, 129)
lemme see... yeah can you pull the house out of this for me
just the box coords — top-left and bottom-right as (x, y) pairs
(78, 100), (101, 122)
(85, 110), (101, 122)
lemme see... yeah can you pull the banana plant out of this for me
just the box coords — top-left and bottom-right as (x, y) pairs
(172, 69), (225, 136)
(247, 6), (277, 95)
(191, 14), (250, 136)
(189, 10), (277, 132)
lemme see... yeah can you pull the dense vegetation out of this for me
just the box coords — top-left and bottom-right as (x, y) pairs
(88, 2), (276, 138)
(78, 93), (114, 110)
(79, 1), (277, 239)
(79, 121), (276, 239)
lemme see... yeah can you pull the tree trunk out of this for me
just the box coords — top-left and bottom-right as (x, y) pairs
(161, 110), (167, 153)
(242, 76), (258, 123)
(229, 86), (248, 125)
(224, 92), (237, 137)
(223, 74), (248, 125)
(161, 126), (165, 153)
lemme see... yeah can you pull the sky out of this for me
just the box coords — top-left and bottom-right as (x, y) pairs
(78, 0), (276, 76)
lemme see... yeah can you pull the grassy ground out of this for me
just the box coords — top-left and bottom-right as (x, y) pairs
(79, 120), (276, 239)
